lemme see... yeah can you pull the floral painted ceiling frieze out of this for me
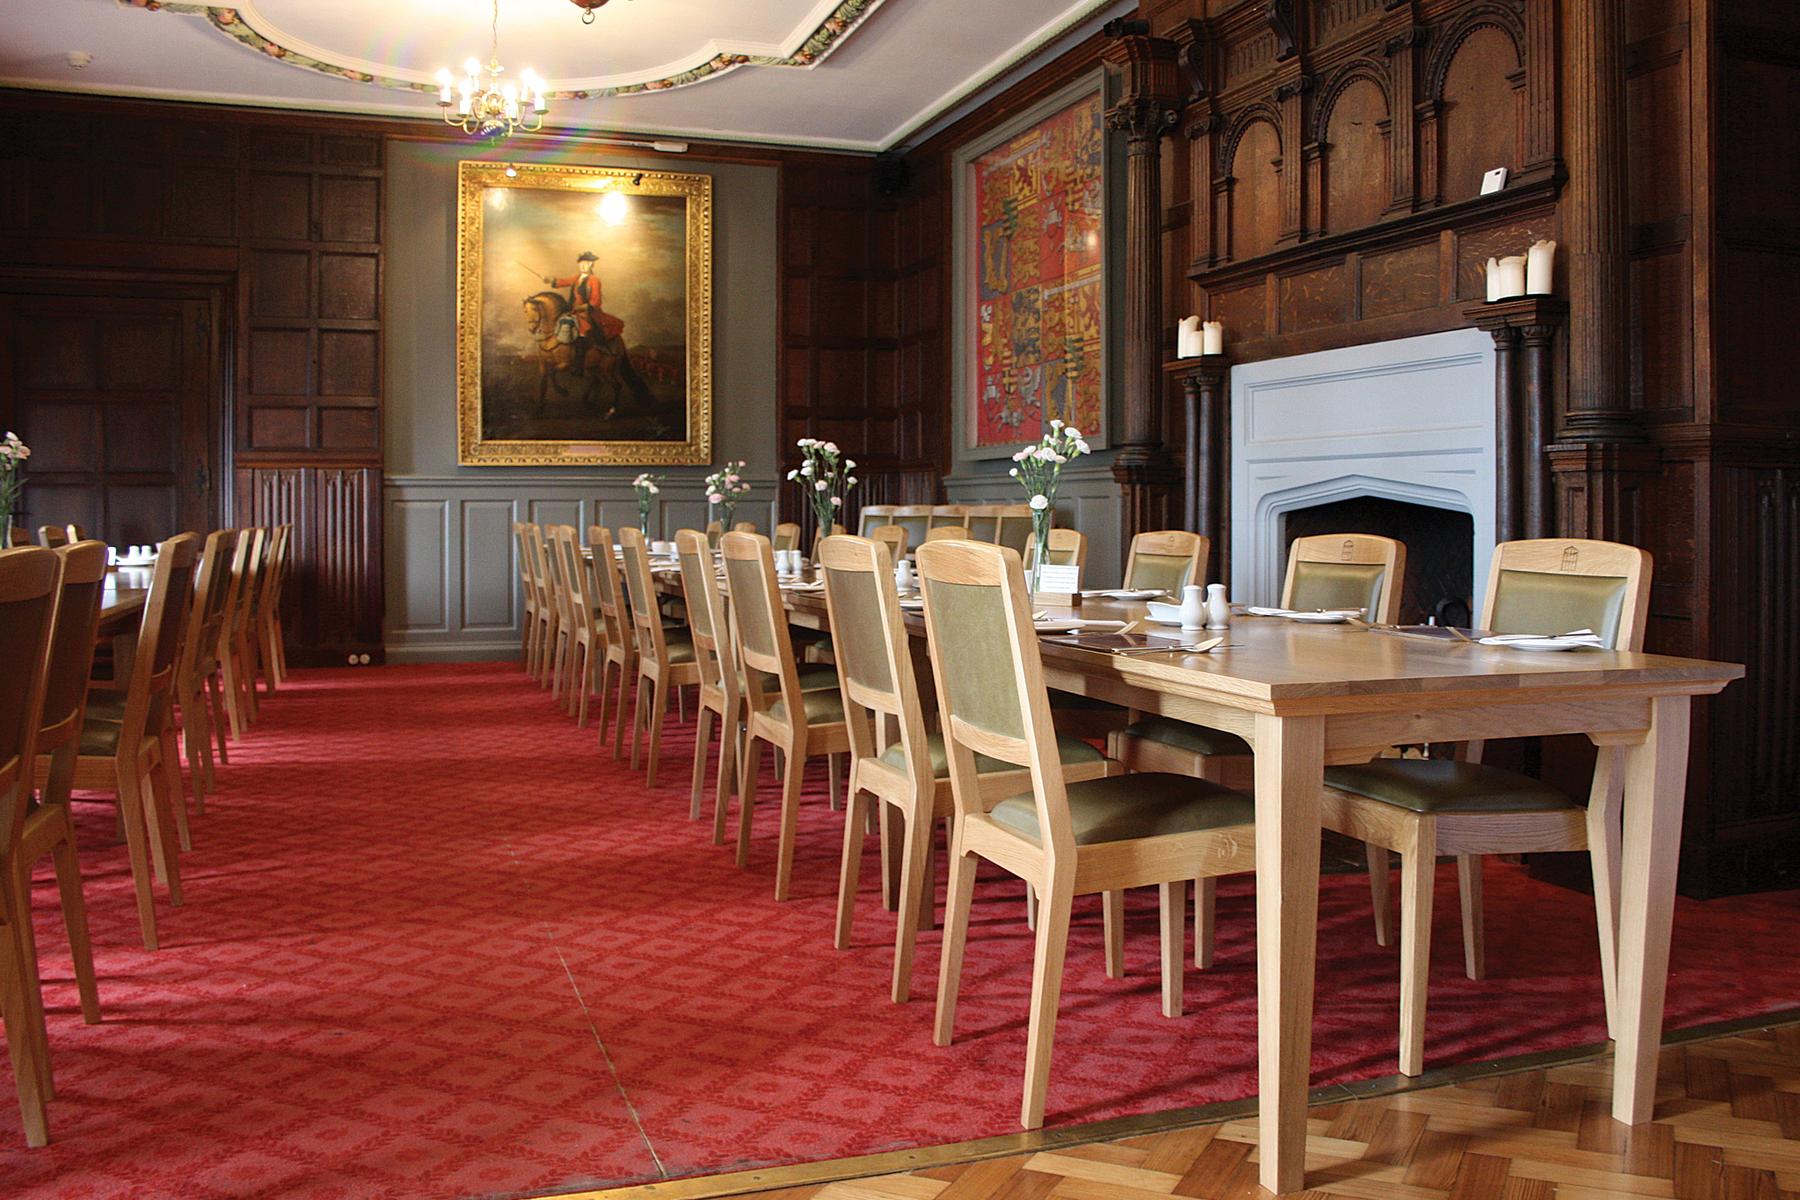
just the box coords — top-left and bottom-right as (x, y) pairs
(122, 0), (886, 99)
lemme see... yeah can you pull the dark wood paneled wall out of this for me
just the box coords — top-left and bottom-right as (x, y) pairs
(0, 93), (385, 666)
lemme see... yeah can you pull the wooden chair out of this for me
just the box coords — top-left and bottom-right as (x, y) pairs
(34, 527), (68, 549)
(587, 526), (638, 757)
(915, 539), (1256, 1129)
(721, 531), (852, 900)
(928, 504), (967, 529)
(855, 505), (896, 538)
(1122, 530), (1208, 593)
(1320, 537), (1651, 1076)
(961, 505), (1000, 542)
(924, 525), (970, 543)
(541, 523), (580, 705)
(233, 527), (271, 725)
(731, 521), (757, 534)
(6, 528), (28, 550)
(526, 525), (560, 686)
(554, 526), (605, 726)
(0, 545), (63, 1145)
(868, 523), (908, 561)
(512, 522), (540, 673)
(12, 541), (106, 1115)
(1111, 534), (1406, 964)
(819, 534), (1116, 1002)
(214, 526), (263, 736)
(992, 505), (1035, 555)
(1027, 527), (1088, 571)
(254, 524), (292, 693)
(772, 522), (802, 552)
(618, 527), (701, 787)
(173, 529), (236, 813)
(63, 525), (86, 543)
(889, 506), (934, 553)
(65, 533), (200, 950)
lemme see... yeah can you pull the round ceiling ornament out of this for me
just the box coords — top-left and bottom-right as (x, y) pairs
(569, 0), (613, 25)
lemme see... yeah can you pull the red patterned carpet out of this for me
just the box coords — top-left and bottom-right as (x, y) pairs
(2, 662), (1796, 1199)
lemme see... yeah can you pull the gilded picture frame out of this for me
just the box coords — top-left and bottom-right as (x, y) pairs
(455, 161), (713, 466)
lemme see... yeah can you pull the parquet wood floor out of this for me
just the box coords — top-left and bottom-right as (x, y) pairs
(574, 1016), (1800, 1200)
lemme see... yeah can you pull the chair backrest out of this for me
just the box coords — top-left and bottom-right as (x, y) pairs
(512, 522), (534, 600)
(122, 532), (201, 749)
(675, 529), (732, 697)
(37, 525), (69, 549)
(772, 522), (801, 552)
(553, 525), (596, 633)
(617, 526), (676, 665)
(65, 524), (88, 542)
(929, 505), (967, 529)
(8, 526), (30, 549)
(215, 526), (255, 650)
(961, 505), (1000, 543)
(1124, 530), (1208, 593)
(543, 523), (576, 626)
(256, 524), (291, 623)
(179, 529), (234, 685)
(524, 524), (557, 622)
(1282, 534), (1407, 623)
(1028, 527), (1088, 570)
(856, 505), (896, 538)
(916, 539), (1076, 860)
(888, 506), (933, 552)
(587, 526), (632, 651)
(1480, 538), (1651, 650)
(36, 541), (106, 758)
(925, 525), (971, 544)
(231, 526), (267, 640)
(868, 523), (908, 560)
(732, 520), (757, 534)
(992, 505), (1035, 554)
(0, 547), (62, 846)
(820, 533), (934, 781)
(720, 531), (808, 725)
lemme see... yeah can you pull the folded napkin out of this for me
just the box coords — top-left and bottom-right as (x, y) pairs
(1477, 628), (1604, 649)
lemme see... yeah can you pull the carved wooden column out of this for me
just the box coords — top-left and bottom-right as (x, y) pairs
(1552, 0), (1653, 540)
(1170, 355), (1231, 584)
(1380, 19), (1425, 213)
(1466, 297), (1567, 543)
(1103, 26), (1183, 541)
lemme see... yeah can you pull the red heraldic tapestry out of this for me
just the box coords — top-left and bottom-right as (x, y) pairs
(970, 90), (1105, 449)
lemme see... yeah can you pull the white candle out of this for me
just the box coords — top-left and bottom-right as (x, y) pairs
(1201, 320), (1224, 355)
(1176, 315), (1201, 358)
(1526, 239), (1557, 294)
(1484, 257), (1502, 303)
(1495, 255), (1527, 299)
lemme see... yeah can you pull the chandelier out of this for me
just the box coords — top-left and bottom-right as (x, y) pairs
(436, 0), (547, 139)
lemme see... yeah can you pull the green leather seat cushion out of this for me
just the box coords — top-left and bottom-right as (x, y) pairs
(878, 732), (1103, 779)
(767, 688), (846, 725)
(78, 718), (124, 756)
(1324, 758), (1574, 815)
(990, 772), (1253, 846)
(1121, 716), (1251, 758)
(663, 634), (696, 665)
(739, 664), (837, 693)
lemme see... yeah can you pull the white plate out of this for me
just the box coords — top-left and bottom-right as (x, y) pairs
(1478, 635), (1595, 652)
(1089, 588), (1164, 601)
(1285, 610), (1354, 624)
(1033, 618), (1127, 634)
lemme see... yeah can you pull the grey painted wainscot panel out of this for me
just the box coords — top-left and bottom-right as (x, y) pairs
(384, 474), (782, 662)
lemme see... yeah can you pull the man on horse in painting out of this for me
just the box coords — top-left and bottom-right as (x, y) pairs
(543, 251), (625, 377)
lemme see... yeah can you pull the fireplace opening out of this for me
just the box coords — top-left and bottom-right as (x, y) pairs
(1282, 496), (1474, 625)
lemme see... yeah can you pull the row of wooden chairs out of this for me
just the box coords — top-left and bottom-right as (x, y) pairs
(856, 504), (1035, 558)
(0, 522), (292, 1145)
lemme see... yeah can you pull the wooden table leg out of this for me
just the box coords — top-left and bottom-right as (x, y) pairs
(1254, 712), (1324, 1195)
(1612, 694), (1690, 1124)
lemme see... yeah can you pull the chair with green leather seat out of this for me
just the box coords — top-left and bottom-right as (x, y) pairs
(856, 505), (896, 538)
(916, 538), (1257, 1130)
(818, 533), (1119, 1003)
(618, 527), (700, 788)
(723, 531), (853, 901)
(1321, 537), (1650, 1077)
(1121, 529), (1208, 594)
(1026, 527), (1088, 572)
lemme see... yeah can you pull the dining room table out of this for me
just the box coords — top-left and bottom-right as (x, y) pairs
(717, 571), (1742, 1194)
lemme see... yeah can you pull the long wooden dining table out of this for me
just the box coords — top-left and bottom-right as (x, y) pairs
(661, 565), (1737, 1195)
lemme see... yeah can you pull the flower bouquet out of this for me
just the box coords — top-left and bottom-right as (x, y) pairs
(0, 432), (29, 548)
(631, 472), (664, 538)
(1009, 419), (1089, 590)
(786, 438), (857, 551)
(703, 460), (751, 528)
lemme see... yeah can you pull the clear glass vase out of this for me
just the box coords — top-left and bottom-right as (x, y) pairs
(1029, 508), (1053, 592)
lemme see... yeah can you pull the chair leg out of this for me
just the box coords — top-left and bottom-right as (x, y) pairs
(218, 644), (247, 739)
(1160, 879), (1186, 1018)
(629, 673), (651, 772)
(1020, 877), (1074, 1130)
(689, 705), (714, 820)
(1102, 890), (1125, 979)
(142, 758), (184, 908)
(611, 659), (633, 760)
(735, 737), (766, 869)
(773, 737), (808, 902)
(1587, 746), (1625, 1040)
(878, 800), (902, 912)
(893, 806), (939, 1003)
(1024, 883), (1037, 930)
(1398, 820), (1437, 1077)
(115, 768), (161, 951)
(933, 836), (979, 1047)
(644, 675), (669, 788)
(712, 709), (739, 846)
(260, 621), (282, 695)
(9, 862), (52, 1098)
(49, 808), (101, 1024)
(596, 659), (615, 752)
(828, 753), (843, 811)
(206, 672), (231, 763)
(1194, 876), (1217, 969)
(1456, 855), (1486, 980)
(1367, 843), (1393, 947)
(575, 643), (592, 729)
(833, 788), (868, 951)
(0, 915), (49, 1147)
(159, 726), (193, 854)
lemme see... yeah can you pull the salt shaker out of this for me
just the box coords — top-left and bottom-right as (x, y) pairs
(895, 557), (915, 592)
(1205, 583), (1231, 629)
(1178, 584), (1207, 630)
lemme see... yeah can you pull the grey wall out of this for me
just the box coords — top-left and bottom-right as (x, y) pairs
(382, 141), (780, 660)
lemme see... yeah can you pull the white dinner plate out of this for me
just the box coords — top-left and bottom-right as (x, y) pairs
(1478, 635), (1595, 652)
(1285, 610), (1356, 624)
(1091, 588), (1164, 601)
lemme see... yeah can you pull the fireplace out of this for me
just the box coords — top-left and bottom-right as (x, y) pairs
(1229, 328), (1497, 609)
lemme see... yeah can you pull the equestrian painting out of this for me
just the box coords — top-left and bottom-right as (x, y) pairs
(456, 161), (713, 466)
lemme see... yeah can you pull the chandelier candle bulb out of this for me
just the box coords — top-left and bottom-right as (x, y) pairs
(1201, 320), (1224, 355)
(1526, 239), (1557, 294)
